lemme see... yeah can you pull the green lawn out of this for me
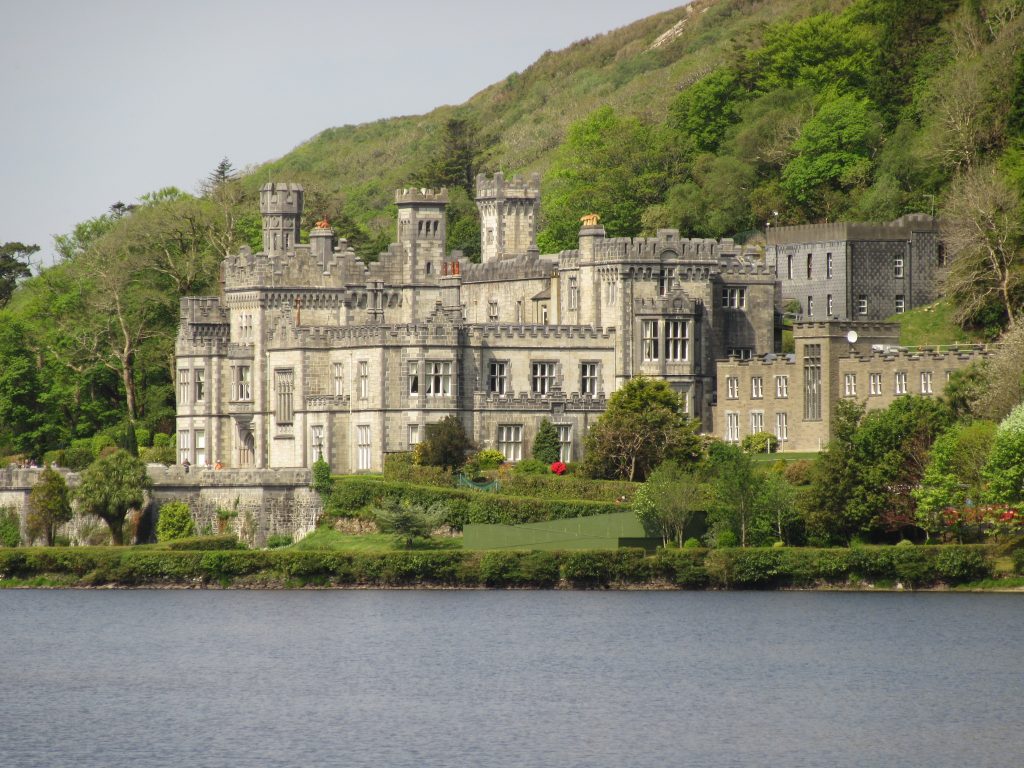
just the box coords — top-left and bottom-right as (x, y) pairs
(888, 300), (985, 347)
(750, 451), (818, 464)
(289, 526), (462, 552)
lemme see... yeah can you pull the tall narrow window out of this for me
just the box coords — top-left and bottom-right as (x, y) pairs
(358, 361), (368, 400)
(426, 361), (452, 396)
(726, 413), (739, 443)
(751, 412), (764, 434)
(895, 371), (908, 395)
(488, 361), (508, 394)
(804, 344), (822, 421)
(556, 424), (572, 463)
(333, 363), (344, 396)
(408, 361), (420, 395)
(239, 429), (254, 467)
(568, 276), (578, 310)
(580, 362), (598, 395)
(515, 301), (523, 323)
(356, 424), (371, 470)
(752, 376), (763, 399)
(488, 301), (499, 321)
(845, 373), (857, 397)
(408, 424), (421, 447)
(497, 425), (523, 461)
(178, 430), (190, 465)
(775, 413), (788, 443)
(178, 369), (189, 405)
(806, 253), (812, 279)
(235, 365), (251, 401)
(894, 256), (904, 278)
(665, 320), (687, 361)
(659, 269), (674, 296)
(531, 362), (556, 394)
(870, 373), (882, 395)
(776, 376), (789, 398)
(727, 377), (739, 399)
(827, 294), (833, 316)
(642, 320), (659, 361)
(194, 430), (206, 467)
(310, 425), (324, 463)
(807, 296), (814, 317)
(787, 254), (793, 280)
(275, 370), (294, 424)
(921, 371), (933, 394)
(194, 368), (205, 403)
(895, 295), (905, 314)
(826, 253), (833, 279)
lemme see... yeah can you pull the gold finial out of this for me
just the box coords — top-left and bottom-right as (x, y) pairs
(580, 213), (601, 228)
(314, 217), (330, 230)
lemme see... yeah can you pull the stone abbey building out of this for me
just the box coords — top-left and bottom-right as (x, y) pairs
(175, 176), (975, 471)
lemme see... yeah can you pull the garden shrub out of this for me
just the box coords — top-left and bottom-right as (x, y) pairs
(653, 549), (708, 588)
(513, 458), (550, 475)
(560, 549), (649, 587)
(161, 534), (246, 551)
(63, 440), (95, 471)
(266, 534), (293, 549)
(741, 431), (778, 454)
(0, 506), (21, 547)
(156, 502), (195, 542)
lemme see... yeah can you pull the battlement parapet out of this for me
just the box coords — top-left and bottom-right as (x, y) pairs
(475, 171), (541, 200)
(467, 323), (615, 342)
(590, 235), (753, 263)
(767, 213), (939, 247)
(395, 187), (449, 205)
(461, 253), (555, 282)
(471, 390), (608, 411)
(148, 465), (313, 488)
(259, 182), (303, 214)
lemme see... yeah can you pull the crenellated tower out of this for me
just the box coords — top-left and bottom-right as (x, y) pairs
(476, 172), (540, 263)
(395, 187), (448, 277)
(260, 182), (303, 256)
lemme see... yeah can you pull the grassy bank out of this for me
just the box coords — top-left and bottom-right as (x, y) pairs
(0, 543), (1005, 590)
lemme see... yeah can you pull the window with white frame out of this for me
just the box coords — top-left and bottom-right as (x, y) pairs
(776, 376), (789, 398)
(195, 430), (206, 467)
(752, 376), (763, 399)
(727, 376), (739, 399)
(178, 369), (189, 405)
(275, 369), (294, 423)
(310, 425), (324, 463)
(807, 296), (814, 317)
(356, 425), (371, 470)
(895, 295), (905, 314)
(895, 371), (908, 395)
(665, 320), (687, 361)
(488, 301), (499, 321)
(178, 430), (190, 465)
(408, 424), (421, 447)
(568, 276), (578, 310)
(826, 253), (833, 279)
(806, 253), (813, 279)
(787, 254), (793, 280)
(235, 365), (251, 401)
(894, 255), (904, 278)
(827, 294), (834, 316)
(921, 371), (933, 394)
(751, 411), (764, 434)
(775, 412), (789, 443)
(488, 361), (508, 394)
(580, 362), (598, 395)
(721, 287), (746, 309)
(726, 413), (740, 443)
(497, 425), (523, 461)
(858, 295), (868, 315)
(333, 363), (344, 396)
(531, 362), (556, 394)
(727, 348), (752, 360)
(870, 372), (882, 395)
(642, 320), (659, 361)
(358, 361), (368, 400)
(194, 368), (205, 403)
(556, 424), (572, 462)
(844, 373), (857, 397)
(659, 269), (675, 296)
(804, 344), (822, 421)
(426, 361), (452, 397)
(515, 301), (523, 323)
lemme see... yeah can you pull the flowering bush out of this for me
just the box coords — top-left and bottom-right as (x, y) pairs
(941, 504), (1024, 541)
(550, 461), (567, 475)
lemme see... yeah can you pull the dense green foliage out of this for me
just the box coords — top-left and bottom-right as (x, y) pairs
(0, 506), (20, 548)
(26, 467), (72, 546)
(415, 415), (471, 470)
(327, 476), (624, 530)
(531, 419), (561, 465)
(75, 451), (151, 545)
(0, 544), (994, 589)
(155, 502), (195, 542)
(371, 498), (444, 549)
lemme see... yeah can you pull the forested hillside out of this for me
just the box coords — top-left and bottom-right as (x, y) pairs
(2, 0), (1023, 461)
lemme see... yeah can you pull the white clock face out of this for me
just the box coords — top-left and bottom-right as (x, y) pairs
(847, 330), (859, 344)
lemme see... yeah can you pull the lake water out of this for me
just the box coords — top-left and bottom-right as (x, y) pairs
(2, 590), (1022, 767)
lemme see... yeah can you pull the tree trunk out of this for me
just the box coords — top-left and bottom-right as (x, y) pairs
(107, 518), (124, 546)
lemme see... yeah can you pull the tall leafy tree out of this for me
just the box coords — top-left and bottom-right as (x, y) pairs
(634, 460), (709, 547)
(531, 419), (561, 465)
(27, 467), (72, 546)
(0, 242), (35, 307)
(75, 450), (151, 545)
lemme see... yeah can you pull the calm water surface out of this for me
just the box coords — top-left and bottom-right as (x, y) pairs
(1, 590), (1021, 768)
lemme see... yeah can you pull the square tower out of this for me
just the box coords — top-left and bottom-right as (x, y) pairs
(476, 172), (540, 262)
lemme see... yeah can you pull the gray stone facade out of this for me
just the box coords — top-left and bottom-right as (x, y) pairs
(766, 214), (943, 322)
(714, 321), (987, 452)
(176, 176), (779, 472)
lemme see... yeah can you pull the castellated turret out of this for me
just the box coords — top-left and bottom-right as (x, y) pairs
(260, 182), (303, 256)
(476, 172), (540, 263)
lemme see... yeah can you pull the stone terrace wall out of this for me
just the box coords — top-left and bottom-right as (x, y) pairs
(0, 465), (322, 547)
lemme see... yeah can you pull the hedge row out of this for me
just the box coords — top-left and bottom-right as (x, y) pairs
(0, 545), (994, 589)
(327, 476), (625, 529)
(490, 474), (638, 503)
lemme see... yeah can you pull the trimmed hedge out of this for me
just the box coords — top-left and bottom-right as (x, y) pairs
(326, 476), (624, 529)
(492, 474), (638, 503)
(0, 544), (996, 589)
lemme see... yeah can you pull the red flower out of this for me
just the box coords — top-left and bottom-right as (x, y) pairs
(550, 461), (567, 475)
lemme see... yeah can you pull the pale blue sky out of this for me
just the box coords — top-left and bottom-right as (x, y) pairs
(1, 0), (682, 267)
